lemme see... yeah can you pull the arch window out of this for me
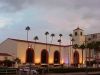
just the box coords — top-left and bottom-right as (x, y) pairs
(26, 48), (34, 63)
(54, 51), (60, 64)
(41, 49), (48, 64)
(73, 51), (79, 67)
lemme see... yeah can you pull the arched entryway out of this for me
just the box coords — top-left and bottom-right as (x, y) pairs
(41, 49), (48, 64)
(73, 51), (79, 67)
(54, 51), (60, 64)
(26, 47), (34, 63)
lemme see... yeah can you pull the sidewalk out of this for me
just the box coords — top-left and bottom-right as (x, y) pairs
(44, 72), (100, 75)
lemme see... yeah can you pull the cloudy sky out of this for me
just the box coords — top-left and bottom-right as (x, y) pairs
(0, 0), (100, 45)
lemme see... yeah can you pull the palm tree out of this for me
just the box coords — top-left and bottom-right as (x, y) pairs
(69, 34), (72, 38)
(25, 26), (30, 47)
(59, 34), (63, 50)
(69, 33), (72, 66)
(14, 57), (21, 68)
(58, 39), (61, 64)
(73, 44), (78, 50)
(49, 33), (55, 52)
(73, 44), (79, 67)
(58, 39), (61, 46)
(14, 58), (21, 64)
(45, 31), (49, 72)
(34, 36), (39, 42)
(33, 36), (39, 50)
(86, 42), (94, 67)
(91, 41), (100, 67)
(69, 34), (72, 44)
(85, 41), (100, 67)
(71, 38), (75, 44)
(58, 39), (61, 55)
(45, 31), (49, 50)
(59, 34), (63, 40)
(51, 33), (55, 44)
(79, 44), (86, 67)
(59, 34), (63, 52)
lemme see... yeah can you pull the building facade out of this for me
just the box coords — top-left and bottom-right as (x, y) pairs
(0, 27), (99, 67)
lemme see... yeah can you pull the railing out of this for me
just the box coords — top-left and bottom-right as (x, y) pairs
(0, 68), (17, 74)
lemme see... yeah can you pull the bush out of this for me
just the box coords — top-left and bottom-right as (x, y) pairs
(47, 67), (100, 73)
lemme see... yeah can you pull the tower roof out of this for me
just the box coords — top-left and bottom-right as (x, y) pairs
(73, 27), (83, 31)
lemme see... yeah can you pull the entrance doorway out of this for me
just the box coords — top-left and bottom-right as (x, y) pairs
(73, 51), (79, 67)
(41, 49), (48, 64)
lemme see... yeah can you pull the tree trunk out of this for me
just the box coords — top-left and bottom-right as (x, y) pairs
(89, 49), (91, 67)
(82, 49), (83, 67)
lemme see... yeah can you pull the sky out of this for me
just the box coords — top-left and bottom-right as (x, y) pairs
(0, 0), (100, 45)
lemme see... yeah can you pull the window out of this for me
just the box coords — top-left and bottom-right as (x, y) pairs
(75, 32), (77, 36)
(80, 32), (82, 36)
(92, 34), (97, 39)
(88, 38), (91, 41)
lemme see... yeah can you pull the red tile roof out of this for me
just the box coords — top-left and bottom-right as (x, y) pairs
(8, 38), (71, 47)
(0, 53), (12, 56)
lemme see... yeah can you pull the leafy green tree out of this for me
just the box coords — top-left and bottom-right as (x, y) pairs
(3, 58), (14, 67)
(92, 41), (100, 67)
(14, 57), (21, 64)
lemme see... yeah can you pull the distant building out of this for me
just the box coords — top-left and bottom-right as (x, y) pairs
(85, 33), (100, 43)
(85, 33), (100, 63)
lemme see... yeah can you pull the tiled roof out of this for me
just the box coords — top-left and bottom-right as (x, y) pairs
(8, 38), (71, 47)
(0, 53), (12, 56)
